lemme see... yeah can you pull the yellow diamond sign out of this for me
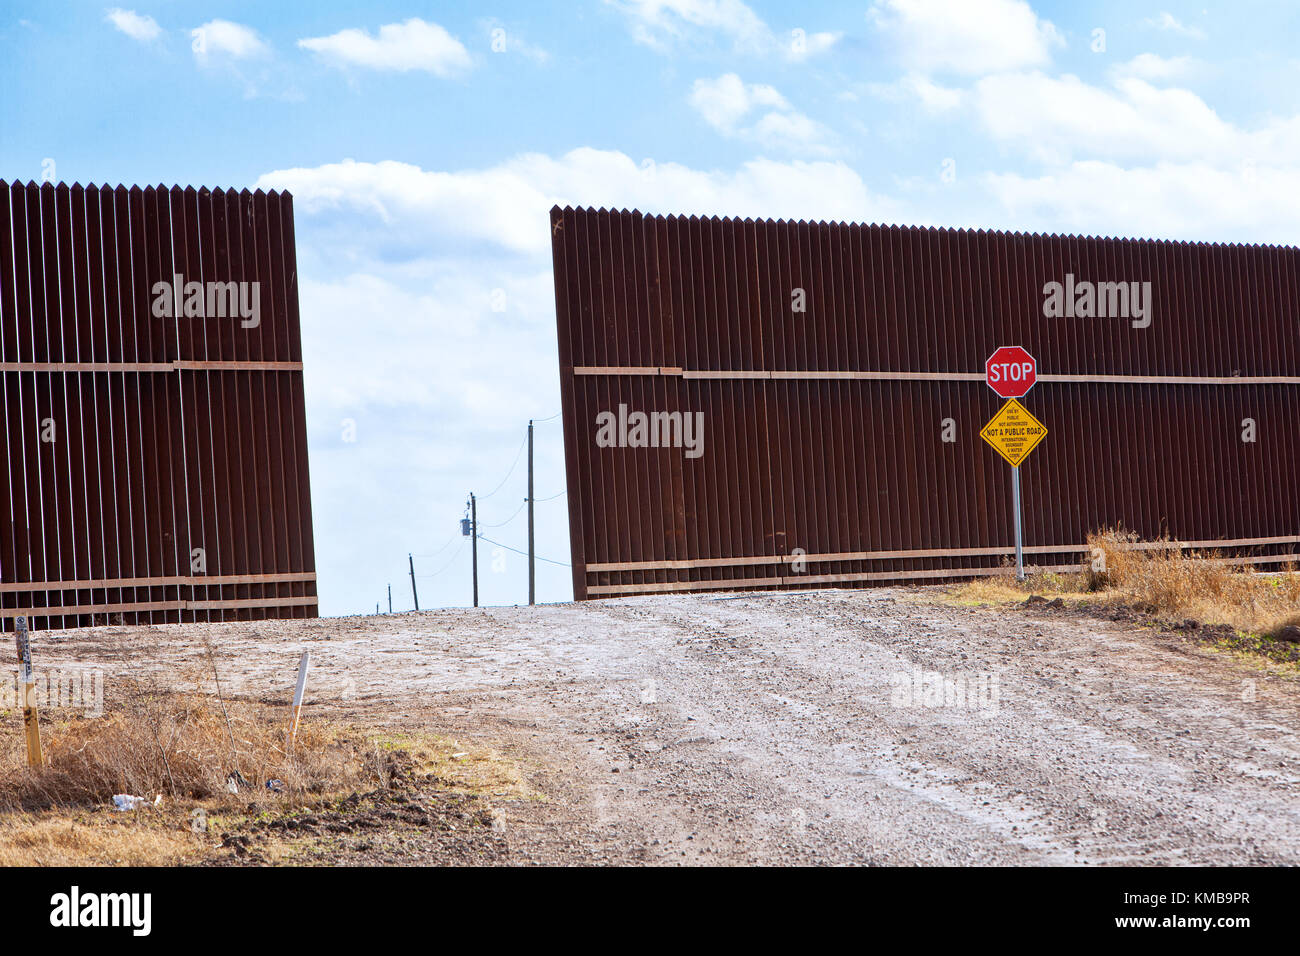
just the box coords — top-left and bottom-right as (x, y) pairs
(981, 398), (1047, 467)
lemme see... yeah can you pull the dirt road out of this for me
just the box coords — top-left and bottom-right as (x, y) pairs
(35, 589), (1300, 865)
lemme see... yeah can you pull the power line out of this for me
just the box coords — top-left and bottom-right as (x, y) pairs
(482, 489), (564, 531)
(416, 539), (467, 580)
(533, 411), (562, 423)
(411, 526), (461, 559)
(477, 532), (571, 568)
(479, 431), (528, 500)
(482, 498), (527, 528)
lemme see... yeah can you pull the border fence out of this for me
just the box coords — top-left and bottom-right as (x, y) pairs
(0, 180), (316, 629)
(550, 205), (1300, 600)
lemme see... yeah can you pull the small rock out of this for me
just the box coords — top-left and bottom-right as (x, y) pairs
(1276, 625), (1300, 644)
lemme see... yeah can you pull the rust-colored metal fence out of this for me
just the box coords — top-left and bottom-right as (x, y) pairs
(0, 180), (316, 628)
(550, 206), (1300, 599)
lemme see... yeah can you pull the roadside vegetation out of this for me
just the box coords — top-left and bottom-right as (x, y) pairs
(0, 668), (530, 865)
(946, 527), (1300, 666)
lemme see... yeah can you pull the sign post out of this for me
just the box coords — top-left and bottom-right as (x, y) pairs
(1012, 467), (1023, 579)
(14, 616), (43, 768)
(286, 650), (310, 754)
(981, 348), (1045, 582)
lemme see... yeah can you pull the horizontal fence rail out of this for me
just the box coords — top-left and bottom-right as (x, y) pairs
(0, 180), (317, 628)
(550, 206), (1300, 599)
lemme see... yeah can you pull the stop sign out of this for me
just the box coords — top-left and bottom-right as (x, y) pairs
(985, 346), (1036, 398)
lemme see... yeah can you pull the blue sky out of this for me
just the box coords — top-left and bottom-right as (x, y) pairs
(4, 1), (1300, 614)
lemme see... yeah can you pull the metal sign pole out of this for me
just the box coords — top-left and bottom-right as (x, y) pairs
(1012, 466), (1024, 581)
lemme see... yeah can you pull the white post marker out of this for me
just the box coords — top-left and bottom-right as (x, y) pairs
(14, 616), (43, 768)
(286, 650), (310, 754)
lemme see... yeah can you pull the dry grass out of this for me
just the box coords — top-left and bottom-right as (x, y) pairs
(375, 732), (538, 800)
(945, 527), (1300, 642)
(1084, 528), (1300, 637)
(0, 811), (199, 867)
(949, 570), (1090, 606)
(0, 683), (359, 812)
(0, 680), (534, 865)
(0, 673), (368, 865)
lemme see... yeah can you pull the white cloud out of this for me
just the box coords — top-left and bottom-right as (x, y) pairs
(256, 148), (893, 258)
(868, 0), (1062, 75)
(608, 0), (770, 53)
(689, 73), (787, 129)
(869, 72), (965, 112)
(972, 69), (1300, 245)
(748, 111), (834, 153)
(689, 73), (834, 155)
(788, 28), (841, 61)
(299, 18), (472, 75)
(1143, 11), (1206, 40)
(909, 74), (964, 111)
(105, 8), (159, 42)
(606, 0), (839, 61)
(484, 20), (550, 64)
(1113, 53), (1200, 83)
(296, 268), (554, 416)
(986, 161), (1300, 245)
(191, 19), (268, 60)
(971, 72), (1255, 165)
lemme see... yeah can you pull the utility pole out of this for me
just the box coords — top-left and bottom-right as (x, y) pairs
(528, 419), (535, 606)
(387, 583), (392, 614)
(408, 553), (419, 611)
(470, 493), (479, 608)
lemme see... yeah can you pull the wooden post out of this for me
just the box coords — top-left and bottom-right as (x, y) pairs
(408, 554), (419, 611)
(528, 420), (535, 606)
(286, 650), (310, 754)
(15, 616), (43, 768)
(470, 493), (479, 608)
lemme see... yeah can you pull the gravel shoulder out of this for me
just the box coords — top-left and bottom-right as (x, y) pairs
(32, 588), (1300, 865)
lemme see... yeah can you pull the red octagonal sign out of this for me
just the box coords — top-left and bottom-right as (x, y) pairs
(986, 346), (1037, 398)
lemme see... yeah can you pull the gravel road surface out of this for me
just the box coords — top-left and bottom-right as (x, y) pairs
(34, 589), (1300, 865)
